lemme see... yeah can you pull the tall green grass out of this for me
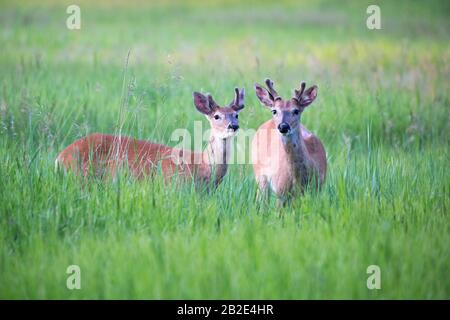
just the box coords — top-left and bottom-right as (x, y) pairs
(0, 0), (449, 298)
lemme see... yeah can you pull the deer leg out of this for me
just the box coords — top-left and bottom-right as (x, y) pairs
(256, 175), (270, 210)
(277, 194), (292, 209)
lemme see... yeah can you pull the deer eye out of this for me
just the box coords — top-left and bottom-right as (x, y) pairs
(235, 114), (238, 119)
(214, 114), (220, 120)
(272, 109), (277, 115)
(293, 109), (300, 115)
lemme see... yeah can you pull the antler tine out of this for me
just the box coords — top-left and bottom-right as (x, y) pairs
(234, 87), (239, 105)
(230, 87), (245, 111)
(265, 78), (280, 100)
(228, 87), (240, 108)
(294, 81), (306, 100)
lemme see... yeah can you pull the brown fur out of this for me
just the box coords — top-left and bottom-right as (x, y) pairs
(56, 133), (229, 185)
(252, 121), (326, 197)
(252, 79), (327, 201)
(55, 89), (245, 188)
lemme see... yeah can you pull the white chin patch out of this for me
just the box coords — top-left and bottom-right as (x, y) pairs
(219, 130), (237, 139)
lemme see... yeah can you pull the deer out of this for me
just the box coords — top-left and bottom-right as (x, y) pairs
(55, 87), (245, 188)
(251, 79), (326, 205)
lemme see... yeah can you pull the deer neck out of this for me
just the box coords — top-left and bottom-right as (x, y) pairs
(202, 134), (231, 186)
(280, 127), (311, 182)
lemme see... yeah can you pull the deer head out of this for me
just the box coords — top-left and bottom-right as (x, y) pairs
(193, 88), (245, 139)
(255, 78), (317, 137)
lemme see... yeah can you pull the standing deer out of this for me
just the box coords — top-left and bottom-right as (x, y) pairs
(55, 88), (245, 188)
(252, 79), (326, 204)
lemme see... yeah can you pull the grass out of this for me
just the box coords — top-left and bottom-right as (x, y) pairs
(0, 0), (449, 299)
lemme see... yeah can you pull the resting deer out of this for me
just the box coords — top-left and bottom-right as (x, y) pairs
(252, 79), (326, 204)
(55, 88), (245, 188)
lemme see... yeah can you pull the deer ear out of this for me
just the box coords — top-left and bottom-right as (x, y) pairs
(298, 85), (318, 108)
(193, 92), (213, 115)
(207, 94), (219, 110)
(231, 87), (245, 112)
(254, 84), (273, 107)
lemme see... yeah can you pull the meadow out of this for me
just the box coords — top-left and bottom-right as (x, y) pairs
(0, 0), (449, 299)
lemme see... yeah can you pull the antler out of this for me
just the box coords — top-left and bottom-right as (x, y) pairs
(229, 87), (245, 111)
(232, 87), (240, 106)
(294, 81), (306, 101)
(265, 78), (281, 101)
(293, 81), (318, 107)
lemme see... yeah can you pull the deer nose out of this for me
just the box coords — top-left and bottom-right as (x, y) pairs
(278, 123), (290, 134)
(228, 124), (239, 131)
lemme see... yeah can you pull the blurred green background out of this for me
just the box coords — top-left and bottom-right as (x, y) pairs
(0, 0), (449, 299)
